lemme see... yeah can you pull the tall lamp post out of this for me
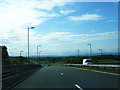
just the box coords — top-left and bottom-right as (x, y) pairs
(39, 51), (42, 61)
(28, 27), (35, 60)
(37, 45), (41, 60)
(99, 49), (102, 55)
(77, 50), (80, 56)
(20, 51), (23, 56)
(26, 53), (28, 58)
(88, 43), (92, 56)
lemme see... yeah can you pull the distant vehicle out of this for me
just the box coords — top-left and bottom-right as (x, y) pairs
(83, 59), (93, 65)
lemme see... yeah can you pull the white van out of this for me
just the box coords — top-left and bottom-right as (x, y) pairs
(83, 59), (93, 65)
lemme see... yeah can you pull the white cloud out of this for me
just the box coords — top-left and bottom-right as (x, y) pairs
(91, 30), (96, 32)
(0, 0), (61, 29)
(68, 14), (103, 21)
(36, 31), (118, 44)
(74, 31), (118, 43)
(1, 30), (117, 56)
(0, 0), (117, 56)
(95, 9), (101, 12)
(6, 31), (116, 45)
(0, 0), (66, 45)
(39, 32), (72, 43)
(106, 20), (116, 22)
(60, 10), (76, 15)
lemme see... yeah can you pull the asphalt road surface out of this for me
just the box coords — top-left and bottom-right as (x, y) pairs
(12, 66), (119, 89)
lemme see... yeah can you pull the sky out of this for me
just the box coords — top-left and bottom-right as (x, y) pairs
(0, 0), (118, 57)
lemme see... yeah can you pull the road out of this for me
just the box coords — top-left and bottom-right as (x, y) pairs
(12, 66), (119, 89)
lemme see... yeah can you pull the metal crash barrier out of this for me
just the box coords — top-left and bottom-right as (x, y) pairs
(63, 64), (120, 70)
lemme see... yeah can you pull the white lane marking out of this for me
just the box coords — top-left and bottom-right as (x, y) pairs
(61, 73), (63, 75)
(75, 84), (83, 90)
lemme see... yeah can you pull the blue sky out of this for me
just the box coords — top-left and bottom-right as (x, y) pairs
(0, 0), (118, 56)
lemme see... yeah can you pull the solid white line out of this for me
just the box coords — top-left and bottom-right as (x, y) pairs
(61, 73), (63, 75)
(75, 84), (84, 90)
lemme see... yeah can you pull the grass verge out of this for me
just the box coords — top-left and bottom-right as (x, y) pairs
(65, 65), (120, 75)
(52, 62), (65, 66)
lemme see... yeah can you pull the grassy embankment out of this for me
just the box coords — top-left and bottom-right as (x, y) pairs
(96, 59), (120, 64)
(52, 62), (65, 66)
(54, 59), (120, 74)
(66, 65), (119, 74)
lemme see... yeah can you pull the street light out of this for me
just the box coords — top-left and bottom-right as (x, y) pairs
(77, 50), (80, 56)
(26, 53), (28, 58)
(99, 49), (102, 55)
(88, 43), (92, 56)
(39, 51), (42, 60)
(20, 51), (23, 56)
(37, 45), (41, 60)
(27, 27), (35, 60)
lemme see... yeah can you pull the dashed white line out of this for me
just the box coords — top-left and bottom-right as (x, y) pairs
(61, 73), (63, 75)
(75, 84), (84, 90)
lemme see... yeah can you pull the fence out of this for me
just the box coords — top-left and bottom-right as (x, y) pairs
(2, 64), (42, 90)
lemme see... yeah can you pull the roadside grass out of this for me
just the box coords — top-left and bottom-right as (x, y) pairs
(52, 62), (65, 66)
(65, 65), (120, 74)
(96, 59), (120, 63)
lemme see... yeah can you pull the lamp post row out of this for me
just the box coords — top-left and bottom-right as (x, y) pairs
(77, 44), (103, 56)
(25, 27), (101, 58)
(27, 27), (42, 61)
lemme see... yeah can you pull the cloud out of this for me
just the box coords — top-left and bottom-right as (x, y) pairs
(60, 10), (76, 15)
(68, 14), (103, 21)
(0, 0), (67, 45)
(0, 1), (117, 56)
(106, 20), (116, 22)
(91, 30), (96, 33)
(5, 31), (117, 46)
(39, 32), (72, 43)
(95, 9), (101, 12)
(36, 31), (118, 44)
(74, 31), (118, 43)
(0, 0), (62, 28)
